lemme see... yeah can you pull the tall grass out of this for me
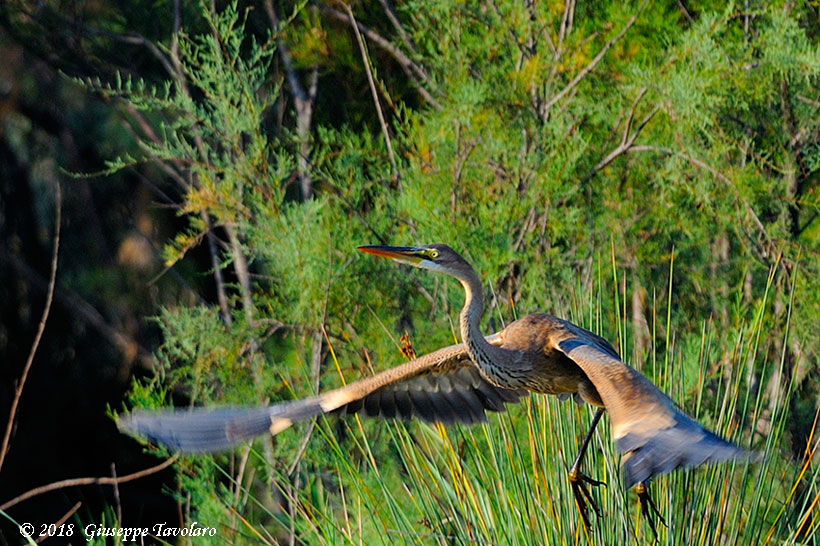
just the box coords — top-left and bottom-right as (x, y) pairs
(223, 257), (816, 545)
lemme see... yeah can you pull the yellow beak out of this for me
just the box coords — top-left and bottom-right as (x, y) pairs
(357, 245), (425, 264)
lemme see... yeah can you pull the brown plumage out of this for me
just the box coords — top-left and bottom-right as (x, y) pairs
(120, 334), (526, 452)
(120, 243), (751, 531)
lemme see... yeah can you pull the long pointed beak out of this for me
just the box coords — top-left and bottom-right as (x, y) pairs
(357, 245), (425, 264)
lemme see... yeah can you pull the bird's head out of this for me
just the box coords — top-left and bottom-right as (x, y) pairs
(358, 243), (473, 279)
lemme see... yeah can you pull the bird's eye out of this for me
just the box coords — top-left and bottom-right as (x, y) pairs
(428, 249), (439, 259)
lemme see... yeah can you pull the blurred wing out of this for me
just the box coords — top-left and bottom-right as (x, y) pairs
(118, 402), (322, 453)
(120, 333), (525, 453)
(553, 328), (749, 488)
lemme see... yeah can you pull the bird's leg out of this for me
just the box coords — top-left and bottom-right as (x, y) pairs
(569, 407), (606, 528)
(636, 481), (667, 539)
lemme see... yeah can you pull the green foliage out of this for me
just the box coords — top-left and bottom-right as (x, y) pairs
(107, 0), (820, 543)
(80, 1), (289, 267)
(251, 269), (811, 545)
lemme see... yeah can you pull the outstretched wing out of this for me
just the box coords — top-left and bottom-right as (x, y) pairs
(334, 356), (525, 425)
(118, 402), (321, 453)
(552, 323), (750, 488)
(119, 333), (526, 453)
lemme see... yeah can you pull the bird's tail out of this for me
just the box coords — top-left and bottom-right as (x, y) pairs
(119, 396), (326, 453)
(617, 411), (753, 488)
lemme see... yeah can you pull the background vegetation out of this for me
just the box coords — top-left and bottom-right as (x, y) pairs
(1, 0), (819, 544)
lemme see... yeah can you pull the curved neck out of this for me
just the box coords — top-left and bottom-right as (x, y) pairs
(455, 265), (506, 372)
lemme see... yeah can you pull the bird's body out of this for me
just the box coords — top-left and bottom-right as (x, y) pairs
(121, 243), (752, 532)
(463, 312), (605, 404)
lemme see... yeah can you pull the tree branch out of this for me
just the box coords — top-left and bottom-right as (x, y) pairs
(315, 1), (441, 109)
(543, 0), (647, 116)
(0, 455), (179, 511)
(377, 0), (416, 57)
(581, 87), (656, 182)
(342, 2), (400, 186)
(0, 182), (61, 472)
(627, 145), (773, 257)
(0, 250), (155, 371)
(206, 225), (232, 325)
(556, 0), (576, 55)
(36, 502), (82, 544)
(264, 0), (320, 199)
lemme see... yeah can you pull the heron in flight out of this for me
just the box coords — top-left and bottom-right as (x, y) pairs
(121, 244), (750, 533)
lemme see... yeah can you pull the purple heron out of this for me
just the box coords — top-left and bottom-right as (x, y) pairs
(121, 244), (751, 533)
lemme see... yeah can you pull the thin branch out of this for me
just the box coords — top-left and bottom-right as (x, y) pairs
(171, 0), (182, 60)
(622, 87), (649, 141)
(115, 102), (194, 196)
(286, 472), (300, 546)
(36, 502), (82, 544)
(342, 2), (400, 185)
(264, 0), (308, 101)
(24, 1), (178, 78)
(0, 250), (155, 370)
(780, 78), (809, 237)
(118, 105), (226, 324)
(0, 455), (179, 511)
(206, 227), (232, 325)
(0, 183), (61, 473)
(297, 64), (320, 200)
(556, 0), (576, 54)
(288, 241), (332, 476)
(110, 463), (122, 525)
(316, 2), (441, 109)
(287, 331), (323, 477)
(627, 144), (772, 249)
(232, 446), (252, 508)
(543, 0), (647, 115)
(678, 151), (768, 238)
(315, 178), (388, 242)
(224, 224), (262, 385)
(677, 0), (694, 24)
(265, 0), (320, 199)
(221, 220), (278, 498)
(377, 0), (416, 56)
(796, 94), (820, 108)
(488, 0), (532, 69)
(581, 87), (656, 182)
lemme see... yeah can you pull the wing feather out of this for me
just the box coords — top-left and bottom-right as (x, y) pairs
(409, 388), (445, 422)
(378, 390), (398, 419)
(120, 333), (524, 453)
(553, 333), (750, 487)
(393, 389), (413, 419)
(334, 335), (525, 424)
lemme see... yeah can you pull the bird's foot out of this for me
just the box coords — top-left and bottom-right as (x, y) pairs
(568, 468), (606, 529)
(636, 482), (667, 540)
